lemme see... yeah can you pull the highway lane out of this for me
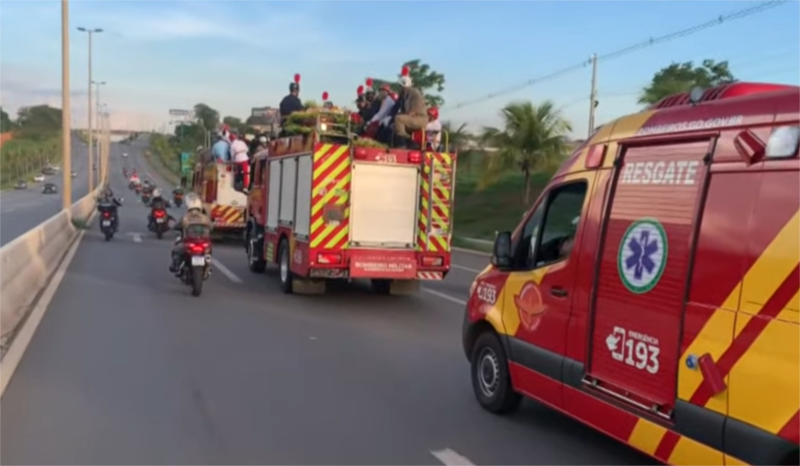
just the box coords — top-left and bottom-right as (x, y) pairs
(0, 136), (94, 246)
(0, 147), (655, 465)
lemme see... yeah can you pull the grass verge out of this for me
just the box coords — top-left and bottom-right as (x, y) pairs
(0, 137), (62, 191)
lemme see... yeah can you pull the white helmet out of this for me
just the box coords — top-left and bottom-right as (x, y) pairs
(185, 193), (203, 211)
(152, 188), (161, 198)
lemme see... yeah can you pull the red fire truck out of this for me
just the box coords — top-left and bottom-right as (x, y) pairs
(190, 155), (247, 234)
(243, 110), (457, 295)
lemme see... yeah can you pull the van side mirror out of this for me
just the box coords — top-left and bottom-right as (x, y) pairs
(492, 231), (513, 268)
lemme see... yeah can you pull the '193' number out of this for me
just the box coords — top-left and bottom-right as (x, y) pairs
(624, 340), (660, 374)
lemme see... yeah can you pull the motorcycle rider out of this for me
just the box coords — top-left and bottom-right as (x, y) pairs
(148, 188), (168, 230)
(169, 193), (213, 274)
(98, 187), (122, 231)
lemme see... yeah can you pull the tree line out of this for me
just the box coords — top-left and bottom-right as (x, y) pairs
(1, 105), (65, 188)
(152, 58), (736, 203)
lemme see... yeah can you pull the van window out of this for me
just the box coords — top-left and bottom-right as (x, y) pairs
(514, 181), (587, 270)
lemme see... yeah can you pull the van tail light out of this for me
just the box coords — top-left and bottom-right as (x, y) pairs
(408, 151), (422, 164)
(421, 256), (443, 267)
(317, 252), (342, 265)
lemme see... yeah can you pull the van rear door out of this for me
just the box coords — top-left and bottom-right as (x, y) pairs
(585, 137), (712, 418)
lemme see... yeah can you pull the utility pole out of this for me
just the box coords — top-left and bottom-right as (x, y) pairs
(61, 0), (72, 209)
(587, 53), (598, 138)
(78, 26), (102, 195)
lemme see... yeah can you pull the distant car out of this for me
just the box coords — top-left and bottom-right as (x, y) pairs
(14, 180), (28, 190)
(71, 171), (77, 178)
(42, 183), (58, 194)
(33, 174), (45, 182)
(122, 152), (129, 158)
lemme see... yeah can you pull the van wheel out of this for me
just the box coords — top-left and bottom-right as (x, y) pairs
(278, 238), (293, 294)
(470, 331), (521, 414)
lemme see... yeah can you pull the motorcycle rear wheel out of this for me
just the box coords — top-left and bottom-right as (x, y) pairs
(191, 266), (204, 296)
(156, 229), (163, 239)
(104, 230), (113, 241)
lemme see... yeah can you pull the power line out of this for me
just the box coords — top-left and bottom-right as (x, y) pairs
(446, 0), (789, 112)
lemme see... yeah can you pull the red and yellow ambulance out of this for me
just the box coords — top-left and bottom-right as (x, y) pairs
(462, 82), (799, 465)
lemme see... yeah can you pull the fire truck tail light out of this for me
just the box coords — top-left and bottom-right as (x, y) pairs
(421, 256), (443, 267)
(226, 165), (233, 172)
(355, 148), (368, 158)
(408, 151), (422, 164)
(317, 252), (342, 265)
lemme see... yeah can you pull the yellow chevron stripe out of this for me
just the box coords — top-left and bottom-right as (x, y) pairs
(312, 145), (349, 181)
(313, 144), (333, 162)
(312, 158), (349, 198)
(324, 208), (350, 249)
(312, 174), (351, 218)
(310, 185), (350, 234)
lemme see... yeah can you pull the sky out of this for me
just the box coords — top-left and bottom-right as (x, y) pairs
(0, 0), (798, 138)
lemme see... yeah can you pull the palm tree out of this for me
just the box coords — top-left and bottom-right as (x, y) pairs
(478, 100), (572, 204)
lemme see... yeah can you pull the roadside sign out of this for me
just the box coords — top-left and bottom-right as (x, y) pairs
(180, 152), (193, 175)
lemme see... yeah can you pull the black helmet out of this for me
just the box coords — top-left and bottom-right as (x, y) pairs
(289, 82), (299, 92)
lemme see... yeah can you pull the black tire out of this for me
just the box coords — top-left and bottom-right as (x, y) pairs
(156, 228), (163, 240)
(371, 279), (391, 295)
(191, 266), (204, 296)
(278, 238), (293, 294)
(470, 331), (522, 414)
(104, 230), (112, 241)
(247, 226), (267, 273)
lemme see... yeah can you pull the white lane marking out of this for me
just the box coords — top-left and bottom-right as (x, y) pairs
(211, 258), (243, 284)
(422, 287), (467, 306)
(431, 448), (476, 466)
(450, 263), (482, 274)
(132, 233), (142, 243)
(1, 221), (92, 398)
(451, 246), (490, 257)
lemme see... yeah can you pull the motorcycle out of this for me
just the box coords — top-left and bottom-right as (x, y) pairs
(134, 184), (142, 195)
(98, 203), (118, 241)
(150, 208), (170, 239)
(177, 234), (212, 297)
(173, 192), (184, 207)
(141, 191), (152, 204)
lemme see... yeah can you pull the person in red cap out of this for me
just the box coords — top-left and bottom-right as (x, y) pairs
(425, 106), (442, 151)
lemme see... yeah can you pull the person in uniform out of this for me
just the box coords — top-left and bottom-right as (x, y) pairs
(393, 70), (428, 148)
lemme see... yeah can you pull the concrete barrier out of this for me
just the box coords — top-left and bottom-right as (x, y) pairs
(0, 189), (100, 352)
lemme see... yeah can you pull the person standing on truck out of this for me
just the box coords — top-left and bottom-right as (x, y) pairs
(211, 133), (231, 162)
(393, 73), (428, 148)
(229, 133), (251, 189)
(280, 81), (304, 119)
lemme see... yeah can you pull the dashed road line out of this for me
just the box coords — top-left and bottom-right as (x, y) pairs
(450, 264), (482, 274)
(212, 257), (243, 283)
(431, 448), (476, 466)
(422, 288), (467, 306)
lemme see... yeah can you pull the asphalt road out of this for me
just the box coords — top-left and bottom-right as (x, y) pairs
(0, 136), (97, 246)
(0, 144), (655, 465)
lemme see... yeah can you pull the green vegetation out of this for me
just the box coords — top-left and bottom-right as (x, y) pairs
(146, 134), (183, 186)
(1, 105), (63, 190)
(639, 59), (735, 105)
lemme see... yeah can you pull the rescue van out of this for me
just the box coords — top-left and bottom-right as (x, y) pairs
(244, 108), (457, 295)
(462, 82), (799, 465)
(190, 157), (247, 234)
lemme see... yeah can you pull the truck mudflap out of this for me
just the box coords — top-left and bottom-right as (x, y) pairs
(348, 249), (417, 280)
(210, 204), (246, 229)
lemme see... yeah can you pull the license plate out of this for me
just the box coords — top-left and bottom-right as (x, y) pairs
(102, 220), (110, 226)
(156, 218), (164, 223)
(191, 256), (205, 266)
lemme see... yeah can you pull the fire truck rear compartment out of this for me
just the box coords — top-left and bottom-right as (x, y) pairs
(349, 162), (420, 249)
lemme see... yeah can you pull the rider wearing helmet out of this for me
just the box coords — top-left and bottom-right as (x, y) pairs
(98, 187), (122, 231)
(147, 187), (168, 229)
(169, 193), (213, 273)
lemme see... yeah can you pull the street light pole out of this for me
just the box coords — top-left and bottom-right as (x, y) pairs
(78, 26), (102, 195)
(61, 0), (72, 210)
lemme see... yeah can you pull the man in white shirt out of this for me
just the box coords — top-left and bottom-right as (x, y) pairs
(425, 107), (442, 150)
(369, 84), (396, 126)
(229, 133), (251, 188)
